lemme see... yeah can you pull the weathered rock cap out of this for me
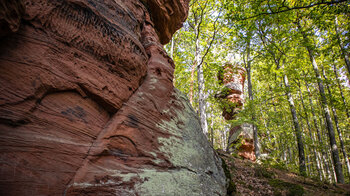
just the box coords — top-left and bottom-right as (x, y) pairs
(141, 0), (189, 44)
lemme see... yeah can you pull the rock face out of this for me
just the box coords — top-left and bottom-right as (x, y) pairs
(227, 124), (256, 161)
(0, 0), (227, 195)
(0, 0), (24, 37)
(217, 63), (255, 161)
(217, 63), (246, 121)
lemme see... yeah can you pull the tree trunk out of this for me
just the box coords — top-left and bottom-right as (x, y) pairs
(335, 17), (350, 78)
(209, 108), (214, 146)
(316, 144), (326, 180)
(245, 38), (260, 159)
(197, 48), (208, 136)
(224, 125), (229, 151)
(332, 63), (350, 118)
(283, 74), (306, 176)
(195, 29), (208, 135)
(299, 22), (345, 183)
(260, 107), (271, 143)
(322, 67), (350, 181)
(307, 155), (312, 177)
(189, 31), (200, 106)
(211, 125), (214, 146)
(170, 36), (174, 59)
(297, 85), (322, 180)
(305, 81), (331, 181)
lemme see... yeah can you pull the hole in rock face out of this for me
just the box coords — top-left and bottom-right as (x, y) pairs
(155, 68), (161, 76)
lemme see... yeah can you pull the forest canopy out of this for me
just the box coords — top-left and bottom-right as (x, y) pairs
(164, 0), (350, 184)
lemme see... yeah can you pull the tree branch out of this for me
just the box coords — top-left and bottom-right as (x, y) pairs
(198, 7), (223, 67)
(237, 0), (348, 21)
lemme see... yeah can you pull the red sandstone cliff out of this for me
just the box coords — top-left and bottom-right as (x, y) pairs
(0, 0), (227, 195)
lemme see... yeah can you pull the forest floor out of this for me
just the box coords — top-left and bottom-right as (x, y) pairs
(217, 150), (350, 196)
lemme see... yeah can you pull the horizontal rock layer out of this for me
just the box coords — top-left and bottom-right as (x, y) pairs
(0, 0), (226, 195)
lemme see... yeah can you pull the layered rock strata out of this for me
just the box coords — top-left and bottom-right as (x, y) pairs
(217, 63), (255, 161)
(0, 0), (226, 195)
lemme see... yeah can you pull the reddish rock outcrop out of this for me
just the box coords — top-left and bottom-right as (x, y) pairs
(141, 0), (189, 44)
(217, 63), (246, 121)
(228, 124), (256, 161)
(217, 63), (256, 161)
(0, 0), (226, 195)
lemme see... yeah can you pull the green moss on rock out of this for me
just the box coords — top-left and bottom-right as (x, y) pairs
(221, 157), (236, 195)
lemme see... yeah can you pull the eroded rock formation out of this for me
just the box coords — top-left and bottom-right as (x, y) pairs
(217, 63), (256, 161)
(0, 0), (226, 195)
(228, 124), (256, 161)
(217, 63), (246, 121)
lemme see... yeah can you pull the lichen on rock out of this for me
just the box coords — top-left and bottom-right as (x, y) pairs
(0, 0), (226, 195)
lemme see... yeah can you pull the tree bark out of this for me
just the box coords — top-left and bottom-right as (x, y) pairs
(196, 40), (208, 136)
(170, 36), (174, 59)
(335, 17), (350, 78)
(244, 37), (260, 160)
(209, 106), (214, 146)
(189, 25), (199, 106)
(299, 22), (345, 183)
(256, 25), (306, 173)
(332, 63), (350, 118)
(260, 107), (271, 143)
(322, 67), (350, 181)
(297, 84), (322, 180)
(189, 62), (196, 105)
(283, 74), (306, 176)
(305, 80), (332, 182)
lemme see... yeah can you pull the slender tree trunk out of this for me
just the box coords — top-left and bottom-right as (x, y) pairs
(288, 143), (293, 166)
(327, 148), (337, 183)
(260, 108), (271, 143)
(319, 115), (334, 182)
(280, 136), (287, 162)
(170, 36), (174, 59)
(247, 68), (260, 158)
(335, 17), (350, 78)
(316, 144), (326, 180)
(190, 46), (199, 107)
(211, 125), (214, 146)
(244, 38), (260, 160)
(224, 126), (229, 151)
(332, 64), (350, 118)
(305, 81), (331, 181)
(322, 67), (350, 181)
(299, 22), (345, 183)
(209, 108), (214, 146)
(190, 16), (209, 136)
(189, 63), (196, 105)
(297, 85), (322, 180)
(197, 50), (208, 136)
(283, 74), (306, 176)
(319, 102), (336, 183)
(170, 37), (177, 85)
(298, 113), (310, 176)
(307, 155), (312, 177)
